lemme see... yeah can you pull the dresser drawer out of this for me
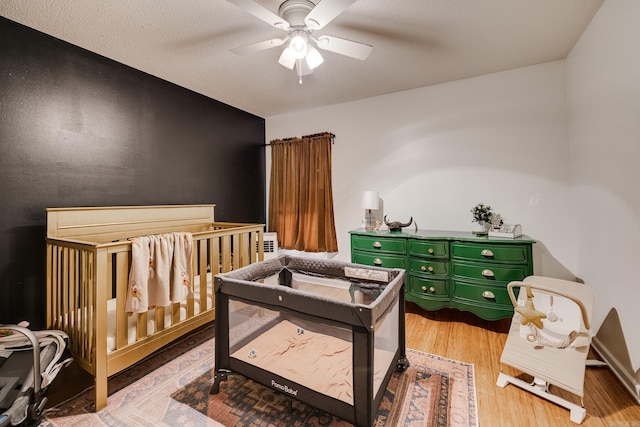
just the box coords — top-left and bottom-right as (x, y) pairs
(451, 261), (529, 283)
(409, 239), (449, 258)
(409, 258), (449, 276)
(451, 242), (530, 264)
(352, 235), (406, 254)
(352, 251), (407, 269)
(452, 279), (512, 307)
(408, 275), (449, 299)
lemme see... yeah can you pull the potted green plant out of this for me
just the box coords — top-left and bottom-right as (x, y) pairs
(471, 203), (493, 235)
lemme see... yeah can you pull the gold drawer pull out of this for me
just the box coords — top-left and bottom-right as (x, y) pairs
(421, 265), (434, 272)
(428, 266), (434, 272)
(373, 258), (382, 266)
(482, 290), (495, 299)
(481, 249), (494, 257)
(373, 241), (382, 249)
(481, 269), (495, 278)
(421, 286), (436, 293)
(428, 248), (434, 254)
(421, 285), (426, 291)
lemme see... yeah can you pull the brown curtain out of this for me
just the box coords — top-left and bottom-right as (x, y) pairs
(268, 132), (338, 253)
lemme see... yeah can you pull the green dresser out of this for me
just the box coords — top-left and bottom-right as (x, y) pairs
(350, 229), (535, 320)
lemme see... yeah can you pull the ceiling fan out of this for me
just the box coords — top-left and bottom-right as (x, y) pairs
(228, 0), (372, 84)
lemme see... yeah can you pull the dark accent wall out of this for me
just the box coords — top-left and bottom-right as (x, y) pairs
(0, 17), (266, 327)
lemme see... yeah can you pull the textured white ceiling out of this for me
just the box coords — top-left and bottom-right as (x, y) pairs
(1, 0), (603, 118)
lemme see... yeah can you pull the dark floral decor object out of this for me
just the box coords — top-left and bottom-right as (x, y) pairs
(471, 203), (493, 224)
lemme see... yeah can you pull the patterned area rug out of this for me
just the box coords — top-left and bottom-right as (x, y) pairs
(40, 324), (477, 426)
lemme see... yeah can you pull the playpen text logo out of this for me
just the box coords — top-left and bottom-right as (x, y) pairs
(271, 379), (298, 396)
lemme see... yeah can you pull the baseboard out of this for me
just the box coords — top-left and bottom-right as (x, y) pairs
(591, 336), (640, 404)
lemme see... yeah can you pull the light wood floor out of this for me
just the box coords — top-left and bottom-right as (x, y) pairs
(404, 303), (640, 427)
(46, 302), (640, 426)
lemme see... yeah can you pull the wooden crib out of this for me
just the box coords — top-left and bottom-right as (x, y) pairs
(45, 204), (264, 410)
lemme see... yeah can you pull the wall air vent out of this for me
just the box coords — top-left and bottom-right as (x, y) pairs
(257, 232), (279, 260)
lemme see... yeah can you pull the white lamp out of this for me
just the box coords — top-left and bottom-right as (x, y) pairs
(361, 191), (379, 231)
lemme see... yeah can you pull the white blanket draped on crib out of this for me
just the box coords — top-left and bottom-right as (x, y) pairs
(126, 232), (193, 314)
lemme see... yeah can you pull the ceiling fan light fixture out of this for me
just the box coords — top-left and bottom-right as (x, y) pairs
(306, 46), (324, 70)
(228, 0), (373, 82)
(289, 30), (308, 59)
(278, 47), (296, 69)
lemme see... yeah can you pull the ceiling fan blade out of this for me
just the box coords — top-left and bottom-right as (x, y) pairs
(231, 38), (288, 56)
(315, 35), (372, 60)
(304, 0), (357, 30)
(227, 0), (290, 30)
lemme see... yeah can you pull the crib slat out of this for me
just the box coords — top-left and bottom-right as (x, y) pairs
(56, 246), (63, 330)
(137, 312), (148, 340)
(221, 235), (231, 272)
(46, 245), (54, 328)
(156, 306), (165, 332)
(67, 249), (76, 346)
(209, 236), (220, 315)
(115, 251), (129, 349)
(239, 232), (250, 267)
(79, 251), (88, 360)
(253, 231), (261, 264)
(83, 250), (90, 360)
(71, 249), (80, 358)
(106, 252), (114, 351)
(88, 251), (97, 365)
(106, 252), (113, 303)
(77, 249), (86, 355)
(210, 236), (220, 275)
(50, 246), (60, 330)
(187, 242), (195, 320)
(171, 302), (180, 325)
(188, 239), (203, 318)
(200, 238), (208, 312)
(49, 246), (58, 329)
(232, 234), (240, 270)
(64, 247), (72, 334)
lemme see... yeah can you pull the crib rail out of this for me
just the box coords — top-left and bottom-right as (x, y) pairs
(46, 222), (264, 408)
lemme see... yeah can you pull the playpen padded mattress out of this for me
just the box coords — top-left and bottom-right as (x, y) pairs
(231, 319), (392, 405)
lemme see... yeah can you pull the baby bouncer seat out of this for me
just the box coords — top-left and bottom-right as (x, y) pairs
(496, 276), (599, 424)
(0, 325), (72, 427)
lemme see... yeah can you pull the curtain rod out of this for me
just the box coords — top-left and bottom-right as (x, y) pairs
(264, 132), (335, 146)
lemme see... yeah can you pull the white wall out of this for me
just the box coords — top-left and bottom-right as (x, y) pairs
(265, 0), (640, 401)
(566, 0), (640, 388)
(267, 61), (574, 277)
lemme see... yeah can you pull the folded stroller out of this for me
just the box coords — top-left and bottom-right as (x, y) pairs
(0, 325), (73, 426)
